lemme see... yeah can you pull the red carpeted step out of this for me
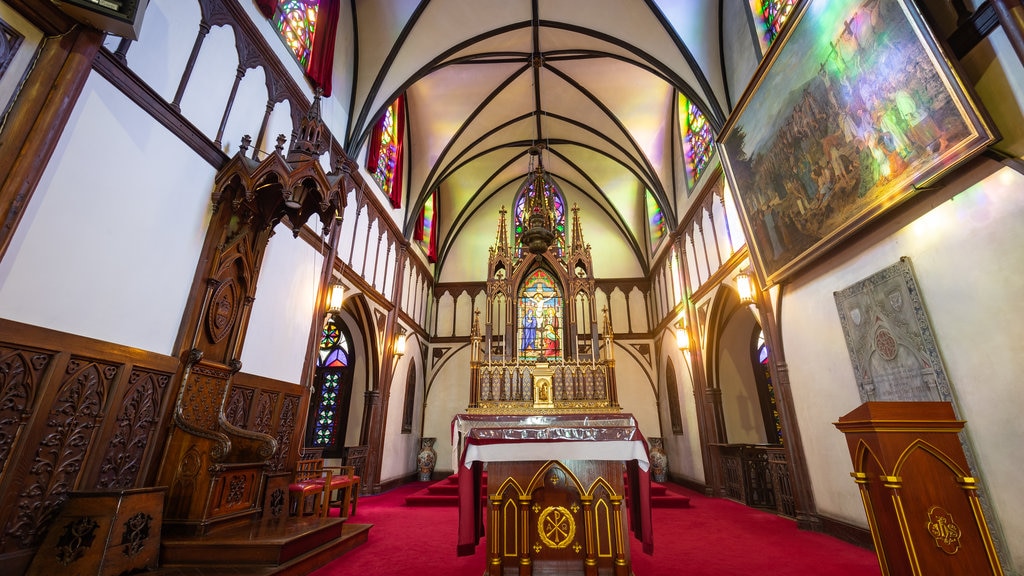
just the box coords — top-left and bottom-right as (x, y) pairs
(405, 473), (487, 507)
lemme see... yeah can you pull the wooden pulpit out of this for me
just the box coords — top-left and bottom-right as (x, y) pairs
(834, 402), (1003, 576)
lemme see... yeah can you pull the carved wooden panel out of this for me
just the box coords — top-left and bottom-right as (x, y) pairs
(0, 346), (52, 479)
(269, 394), (299, 472)
(252, 390), (278, 434)
(224, 385), (254, 428)
(95, 369), (171, 490)
(2, 358), (117, 550)
(180, 363), (230, 431)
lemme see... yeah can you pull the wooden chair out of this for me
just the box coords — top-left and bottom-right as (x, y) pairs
(288, 458), (330, 517)
(320, 465), (360, 518)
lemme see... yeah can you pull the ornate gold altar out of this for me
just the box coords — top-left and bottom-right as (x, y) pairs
(466, 170), (619, 414)
(455, 163), (651, 575)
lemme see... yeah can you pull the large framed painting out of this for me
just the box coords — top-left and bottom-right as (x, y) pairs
(718, 0), (996, 287)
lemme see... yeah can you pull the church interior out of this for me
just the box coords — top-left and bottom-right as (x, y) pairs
(0, 0), (1022, 574)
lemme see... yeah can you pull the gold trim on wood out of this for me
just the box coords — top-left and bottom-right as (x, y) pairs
(537, 505), (576, 549)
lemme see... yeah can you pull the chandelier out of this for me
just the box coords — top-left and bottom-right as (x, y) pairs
(519, 144), (557, 254)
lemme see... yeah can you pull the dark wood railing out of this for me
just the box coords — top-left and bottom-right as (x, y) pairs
(712, 443), (795, 518)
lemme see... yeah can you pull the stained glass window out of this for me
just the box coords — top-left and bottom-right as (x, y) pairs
(369, 97), (404, 208)
(679, 94), (714, 190)
(275, 0), (319, 68)
(751, 0), (797, 50)
(415, 189), (437, 262)
(311, 317), (350, 449)
(646, 190), (666, 252)
(755, 329), (783, 445)
(513, 176), (565, 256)
(518, 269), (563, 361)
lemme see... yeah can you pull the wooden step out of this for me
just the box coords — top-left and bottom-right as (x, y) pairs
(161, 515), (369, 569)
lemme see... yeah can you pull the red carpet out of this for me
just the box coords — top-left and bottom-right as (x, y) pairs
(312, 480), (880, 576)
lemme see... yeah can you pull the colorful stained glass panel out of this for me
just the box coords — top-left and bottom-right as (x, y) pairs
(680, 94), (714, 190)
(275, 0), (319, 67)
(646, 190), (666, 252)
(372, 101), (399, 199)
(752, 0), (797, 50)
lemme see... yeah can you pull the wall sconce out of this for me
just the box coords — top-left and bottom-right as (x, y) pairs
(393, 332), (407, 357)
(326, 282), (345, 315)
(675, 321), (690, 352)
(736, 272), (755, 305)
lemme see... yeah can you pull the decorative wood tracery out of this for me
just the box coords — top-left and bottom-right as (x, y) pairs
(95, 370), (171, 490)
(3, 359), (116, 548)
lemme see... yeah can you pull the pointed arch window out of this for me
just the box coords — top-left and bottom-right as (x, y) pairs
(750, 0), (797, 51)
(752, 328), (783, 445)
(257, 0), (339, 96)
(666, 359), (684, 434)
(414, 189), (438, 262)
(679, 94), (714, 191)
(401, 367), (417, 434)
(518, 269), (563, 361)
(307, 316), (354, 455)
(367, 96), (406, 208)
(645, 190), (666, 253)
(513, 174), (565, 257)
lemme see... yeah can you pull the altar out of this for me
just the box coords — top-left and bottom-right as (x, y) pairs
(455, 414), (653, 576)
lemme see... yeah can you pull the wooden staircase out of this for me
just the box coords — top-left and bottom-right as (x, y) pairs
(159, 516), (370, 575)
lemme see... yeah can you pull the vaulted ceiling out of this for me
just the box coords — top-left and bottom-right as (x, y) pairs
(337, 0), (735, 281)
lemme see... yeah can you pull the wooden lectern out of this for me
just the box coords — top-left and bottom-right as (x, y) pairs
(834, 402), (1003, 576)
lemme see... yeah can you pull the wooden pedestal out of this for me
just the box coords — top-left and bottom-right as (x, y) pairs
(27, 486), (165, 576)
(486, 460), (629, 576)
(834, 402), (1003, 576)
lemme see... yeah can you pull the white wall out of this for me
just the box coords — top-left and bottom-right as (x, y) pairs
(379, 335), (422, 483)
(0, 73), (212, 354)
(240, 224), (323, 383)
(783, 164), (1024, 569)
(657, 331), (705, 484)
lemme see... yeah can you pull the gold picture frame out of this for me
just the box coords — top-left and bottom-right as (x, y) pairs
(718, 0), (996, 287)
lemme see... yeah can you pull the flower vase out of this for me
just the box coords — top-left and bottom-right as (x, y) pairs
(417, 437), (437, 481)
(648, 437), (668, 483)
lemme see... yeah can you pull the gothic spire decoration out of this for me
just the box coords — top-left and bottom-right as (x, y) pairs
(519, 144), (556, 254)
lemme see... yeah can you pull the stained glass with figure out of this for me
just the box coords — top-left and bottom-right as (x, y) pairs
(275, 0), (319, 67)
(518, 269), (563, 361)
(680, 94), (714, 190)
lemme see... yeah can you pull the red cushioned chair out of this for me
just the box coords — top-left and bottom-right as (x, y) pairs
(318, 465), (360, 518)
(288, 458), (330, 517)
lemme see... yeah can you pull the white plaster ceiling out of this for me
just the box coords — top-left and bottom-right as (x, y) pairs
(340, 0), (729, 279)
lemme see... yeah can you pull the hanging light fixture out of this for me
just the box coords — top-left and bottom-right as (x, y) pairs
(736, 272), (755, 305)
(394, 332), (407, 357)
(675, 319), (690, 352)
(326, 281), (345, 315)
(519, 144), (556, 254)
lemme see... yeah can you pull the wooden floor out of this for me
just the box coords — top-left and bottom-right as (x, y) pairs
(156, 517), (371, 576)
